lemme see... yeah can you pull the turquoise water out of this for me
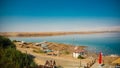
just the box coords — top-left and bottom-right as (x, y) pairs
(9, 32), (120, 56)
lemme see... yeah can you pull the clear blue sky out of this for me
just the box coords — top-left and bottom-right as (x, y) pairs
(0, 0), (120, 32)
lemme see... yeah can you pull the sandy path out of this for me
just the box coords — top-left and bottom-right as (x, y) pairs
(16, 47), (87, 68)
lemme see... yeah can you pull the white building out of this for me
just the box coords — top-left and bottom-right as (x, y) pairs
(73, 49), (85, 58)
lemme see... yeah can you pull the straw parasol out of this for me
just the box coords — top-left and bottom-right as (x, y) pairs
(112, 58), (120, 65)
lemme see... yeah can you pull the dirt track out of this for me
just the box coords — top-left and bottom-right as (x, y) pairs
(16, 47), (90, 68)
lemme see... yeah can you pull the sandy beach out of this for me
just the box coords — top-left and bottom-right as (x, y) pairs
(13, 41), (120, 68)
(14, 41), (96, 68)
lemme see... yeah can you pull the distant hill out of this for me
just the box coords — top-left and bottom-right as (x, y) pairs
(0, 31), (119, 37)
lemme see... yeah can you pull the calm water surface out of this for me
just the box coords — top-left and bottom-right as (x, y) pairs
(9, 32), (120, 56)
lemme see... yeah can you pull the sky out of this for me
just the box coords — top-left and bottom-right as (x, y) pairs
(0, 0), (120, 32)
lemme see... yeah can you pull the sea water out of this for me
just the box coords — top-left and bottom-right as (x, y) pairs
(9, 32), (120, 56)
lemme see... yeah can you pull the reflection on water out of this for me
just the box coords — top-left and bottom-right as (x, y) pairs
(9, 32), (120, 55)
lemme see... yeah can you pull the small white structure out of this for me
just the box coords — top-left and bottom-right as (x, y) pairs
(37, 41), (48, 51)
(73, 49), (85, 58)
(19, 41), (25, 45)
(35, 41), (47, 46)
(73, 52), (79, 58)
(35, 43), (41, 46)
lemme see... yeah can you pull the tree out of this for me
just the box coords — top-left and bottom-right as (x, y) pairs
(0, 36), (37, 68)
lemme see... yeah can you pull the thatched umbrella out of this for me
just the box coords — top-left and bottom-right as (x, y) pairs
(44, 60), (50, 66)
(112, 58), (120, 65)
(53, 60), (56, 66)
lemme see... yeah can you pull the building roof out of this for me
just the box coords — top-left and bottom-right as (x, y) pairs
(41, 43), (47, 47)
(44, 49), (53, 52)
(74, 49), (85, 53)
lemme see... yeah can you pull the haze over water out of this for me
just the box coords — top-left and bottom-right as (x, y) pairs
(1, 0), (120, 56)
(0, 0), (120, 32)
(10, 32), (120, 56)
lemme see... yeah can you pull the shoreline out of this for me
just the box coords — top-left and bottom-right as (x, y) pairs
(13, 40), (120, 56)
(13, 40), (120, 68)
(14, 41), (100, 68)
(11, 38), (120, 56)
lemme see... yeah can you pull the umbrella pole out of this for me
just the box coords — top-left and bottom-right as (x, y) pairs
(80, 59), (81, 67)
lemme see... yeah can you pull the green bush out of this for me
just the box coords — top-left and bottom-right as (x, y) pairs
(0, 36), (37, 68)
(78, 55), (85, 59)
(62, 50), (70, 55)
(33, 50), (45, 54)
(57, 65), (64, 68)
(0, 36), (16, 48)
